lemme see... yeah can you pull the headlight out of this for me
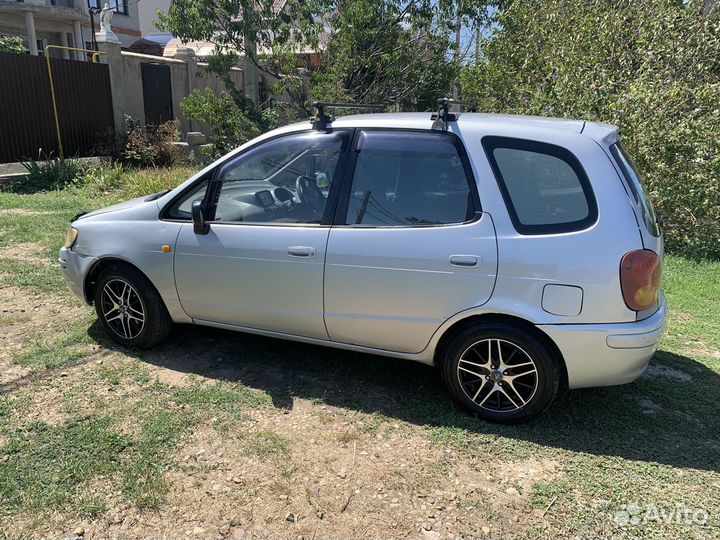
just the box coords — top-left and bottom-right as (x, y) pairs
(64, 227), (78, 249)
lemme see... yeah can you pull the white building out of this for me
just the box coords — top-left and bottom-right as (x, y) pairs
(0, 0), (141, 57)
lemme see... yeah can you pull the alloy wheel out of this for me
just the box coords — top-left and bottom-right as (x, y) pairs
(100, 278), (145, 340)
(456, 338), (539, 412)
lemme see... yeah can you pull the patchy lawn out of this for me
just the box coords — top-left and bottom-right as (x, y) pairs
(0, 170), (719, 539)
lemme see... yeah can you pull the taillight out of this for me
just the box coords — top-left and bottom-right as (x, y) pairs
(620, 250), (661, 311)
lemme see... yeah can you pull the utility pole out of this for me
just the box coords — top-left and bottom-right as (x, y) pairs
(452, 0), (462, 101)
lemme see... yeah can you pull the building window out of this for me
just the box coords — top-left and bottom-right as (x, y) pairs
(89, 0), (127, 14)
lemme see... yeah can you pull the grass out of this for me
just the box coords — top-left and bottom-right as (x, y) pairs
(243, 429), (290, 458)
(0, 167), (718, 538)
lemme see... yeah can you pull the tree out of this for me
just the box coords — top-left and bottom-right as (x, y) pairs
(0, 36), (28, 55)
(462, 0), (720, 258)
(159, 0), (322, 119)
(313, 0), (492, 111)
(180, 88), (262, 158)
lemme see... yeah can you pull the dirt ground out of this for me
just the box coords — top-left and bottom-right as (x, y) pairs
(1, 246), (719, 540)
(0, 284), (563, 540)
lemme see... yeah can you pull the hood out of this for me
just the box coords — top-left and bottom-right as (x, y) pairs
(76, 195), (154, 220)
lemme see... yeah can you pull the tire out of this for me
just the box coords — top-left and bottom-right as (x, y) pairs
(441, 322), (559, 424)
(94, 263), (172, 348)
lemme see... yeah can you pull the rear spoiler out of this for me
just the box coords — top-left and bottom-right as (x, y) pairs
(581, 121), (619, 146)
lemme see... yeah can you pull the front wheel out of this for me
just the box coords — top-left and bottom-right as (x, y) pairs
(441, 323), (559, 424)
(94, 264), (172, 348)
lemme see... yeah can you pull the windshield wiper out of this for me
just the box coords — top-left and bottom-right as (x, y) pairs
(145, 189), (171, 201)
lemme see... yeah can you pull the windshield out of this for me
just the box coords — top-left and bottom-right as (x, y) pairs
(610, 143), (660, 237)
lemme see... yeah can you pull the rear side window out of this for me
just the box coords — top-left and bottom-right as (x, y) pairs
(610, 143), (660, 237)
(483, 137), (597, 234)
(344, 131), (476, 226)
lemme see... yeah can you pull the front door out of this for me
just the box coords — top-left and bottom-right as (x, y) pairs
(173, 130), (350, 339)
(324, 129), (498, 353)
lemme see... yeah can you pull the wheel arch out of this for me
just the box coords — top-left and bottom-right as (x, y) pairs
(433, 313), (569, 390)
(84, 257), (155, 304)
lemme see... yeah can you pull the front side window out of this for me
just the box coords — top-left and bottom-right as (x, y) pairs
(344, 131), (475, 226)
(164, 178), (209, 220)
(210, 131), (348, 225)
(483, 137), (597, 234)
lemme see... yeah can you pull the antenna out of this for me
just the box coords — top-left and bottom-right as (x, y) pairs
(431, 98), (478, 131)
(311, 102), (385, 130)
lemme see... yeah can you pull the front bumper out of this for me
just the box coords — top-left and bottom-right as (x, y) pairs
(539, 293), (667, 389)
(58, 247), (97, 303)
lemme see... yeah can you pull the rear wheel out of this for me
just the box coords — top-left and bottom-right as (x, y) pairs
(441, 322), (559, 424)
(94, 264), (172, 348)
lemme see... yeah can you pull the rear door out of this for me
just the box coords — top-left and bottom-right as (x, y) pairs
(323, 129), (498, 353)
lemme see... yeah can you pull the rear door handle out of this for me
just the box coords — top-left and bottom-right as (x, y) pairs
(449, 255), (479, 267)
(287, 246), (316, 258)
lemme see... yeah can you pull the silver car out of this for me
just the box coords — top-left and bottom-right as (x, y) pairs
(59, 102), (667, 423)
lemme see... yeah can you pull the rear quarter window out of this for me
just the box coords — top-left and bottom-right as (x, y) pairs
(609, 143), (660, 237)
(482, 136), (598, 234)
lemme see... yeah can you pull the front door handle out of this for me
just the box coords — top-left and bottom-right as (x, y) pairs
(287, 246), (316, 258)
(449, 255), (479, 267)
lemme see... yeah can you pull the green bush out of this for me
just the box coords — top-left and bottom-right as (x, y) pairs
(180, 88), (262, 159)
(9, 155), (89, 194)
(74, 163), (126, 194)
(0, 36), (27, 55)
(461, 0), (720, 259)
(119, 117), (180, 168)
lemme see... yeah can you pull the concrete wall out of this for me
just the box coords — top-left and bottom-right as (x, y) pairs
(98, 41), (246, 140)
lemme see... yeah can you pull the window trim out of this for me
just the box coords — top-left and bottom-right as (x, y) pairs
(160, 128), (353, 227)
(481, 136), (598, 235)
(332, 128), (482, 229)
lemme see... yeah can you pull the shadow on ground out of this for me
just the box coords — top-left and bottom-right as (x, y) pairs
(88, 321), (719, 473)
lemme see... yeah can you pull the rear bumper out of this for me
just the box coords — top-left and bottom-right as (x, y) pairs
(538, 293), (667, 389)
(58, 247), (97, 303)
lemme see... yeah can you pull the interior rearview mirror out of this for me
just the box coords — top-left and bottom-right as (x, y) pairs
(192, 200), (210, 235)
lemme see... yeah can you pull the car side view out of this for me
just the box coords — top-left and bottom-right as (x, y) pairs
(59, 100), (666, 423)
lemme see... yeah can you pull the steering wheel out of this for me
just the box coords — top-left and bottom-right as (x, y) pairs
(296, 175), (325, 218)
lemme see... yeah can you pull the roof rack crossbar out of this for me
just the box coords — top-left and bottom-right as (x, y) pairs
(311, 102), (385, 130)
(431, 97), (478, 131)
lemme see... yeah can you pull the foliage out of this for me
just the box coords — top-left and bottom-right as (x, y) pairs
(461, 0), (720, 258)
(181, 88), (261, 158)
(11, 154), (90, 193)
(157, 0), (320, 117)
(72, 164), (197, 198)
(0, 36), (27, 55)
(313, 0), (488, 110)
(118, 167), (198, 198)
(119, 117), (180, 168)
(74, 163), (126, 193)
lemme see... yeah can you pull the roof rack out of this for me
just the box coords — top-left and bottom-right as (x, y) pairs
(311, 102), (385, 130)
(431, 98), (478, 131)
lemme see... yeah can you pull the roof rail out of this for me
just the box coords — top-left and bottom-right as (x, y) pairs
(311, 102), (385, 130)
(431, 98), (478, 131)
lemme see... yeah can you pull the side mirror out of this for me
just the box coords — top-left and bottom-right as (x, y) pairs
(192, 200), (210, 235)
